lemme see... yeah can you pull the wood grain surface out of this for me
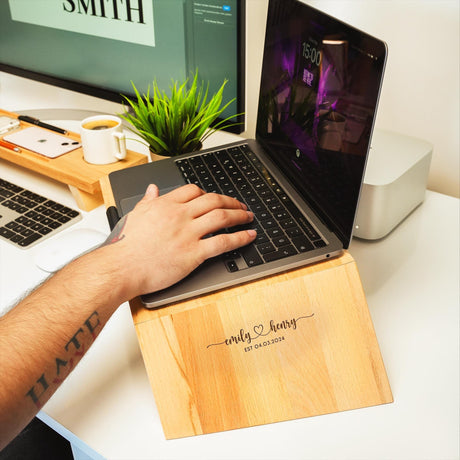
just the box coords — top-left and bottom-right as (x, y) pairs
(130, 253), (393, 438)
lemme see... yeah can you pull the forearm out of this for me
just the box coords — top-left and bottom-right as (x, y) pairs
(0, 245), (125, 450)
(0, 184), (256, 450)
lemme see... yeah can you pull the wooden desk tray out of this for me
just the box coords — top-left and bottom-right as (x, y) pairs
(130, 252), (393, 439)
(0, 109), (147, 211)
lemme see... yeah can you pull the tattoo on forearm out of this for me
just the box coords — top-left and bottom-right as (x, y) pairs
(25, 311), (102, 408)
(103, 216), (128, 246)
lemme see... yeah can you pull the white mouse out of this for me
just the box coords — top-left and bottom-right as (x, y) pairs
(34, 228), (108, 273)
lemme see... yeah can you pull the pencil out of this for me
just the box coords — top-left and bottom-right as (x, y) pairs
(0, 139), (21, 152)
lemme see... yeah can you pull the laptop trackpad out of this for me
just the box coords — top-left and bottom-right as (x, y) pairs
(120, 186), (180, 215)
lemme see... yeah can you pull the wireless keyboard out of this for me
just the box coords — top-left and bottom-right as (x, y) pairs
(0, 178), (81, 249)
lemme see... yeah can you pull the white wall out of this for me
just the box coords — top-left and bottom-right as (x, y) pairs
(245, 0), (460, 198)
(1, 0), (458, 197)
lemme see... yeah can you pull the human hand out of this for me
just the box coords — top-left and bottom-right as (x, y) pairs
(103, 184), (256, 300)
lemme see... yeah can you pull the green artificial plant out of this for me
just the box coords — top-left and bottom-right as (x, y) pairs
(120, 71), (242, 156)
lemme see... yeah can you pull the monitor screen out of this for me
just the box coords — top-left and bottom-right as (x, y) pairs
(0, 0), (245, 132)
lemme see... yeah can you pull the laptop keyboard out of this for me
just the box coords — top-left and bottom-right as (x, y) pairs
(175, 144), (326, 272)
(0, 178), (81, 249)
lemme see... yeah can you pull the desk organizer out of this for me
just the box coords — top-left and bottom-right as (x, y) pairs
(0, 109), (147, 211)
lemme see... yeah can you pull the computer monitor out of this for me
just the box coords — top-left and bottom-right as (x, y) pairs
(0, 0), (245, 132)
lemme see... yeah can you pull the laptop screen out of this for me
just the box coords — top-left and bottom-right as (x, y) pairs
(256, 0), (387, 247)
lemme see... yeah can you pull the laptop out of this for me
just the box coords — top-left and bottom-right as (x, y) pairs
(109, 0), (387, 308)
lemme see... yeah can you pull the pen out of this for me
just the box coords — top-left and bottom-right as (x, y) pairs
(18, 115), (68, 135)
(0, 139), (21, 152)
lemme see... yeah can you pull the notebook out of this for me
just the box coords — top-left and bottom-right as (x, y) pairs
(109, 0), (387, 308)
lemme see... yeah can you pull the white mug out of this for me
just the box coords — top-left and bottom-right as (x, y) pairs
(80, 115), (127, 165)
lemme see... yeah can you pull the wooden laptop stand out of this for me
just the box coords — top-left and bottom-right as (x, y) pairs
(101, 177), (393, 440)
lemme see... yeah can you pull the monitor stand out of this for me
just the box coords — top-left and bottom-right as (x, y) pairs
(0, 108), (147, 211)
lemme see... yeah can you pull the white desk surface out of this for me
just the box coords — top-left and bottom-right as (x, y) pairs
(1, 128), (458, 460)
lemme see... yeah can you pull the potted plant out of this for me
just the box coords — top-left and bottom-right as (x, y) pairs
(120, 71), (242, 159)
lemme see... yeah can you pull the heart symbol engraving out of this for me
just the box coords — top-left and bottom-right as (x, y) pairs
(253, 324), (264, 336)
